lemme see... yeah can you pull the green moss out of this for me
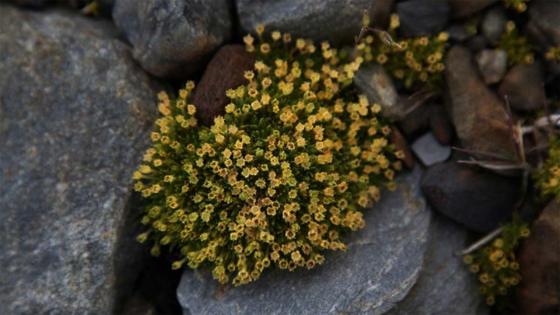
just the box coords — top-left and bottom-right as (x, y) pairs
(133, 28), (402, 286)
(535, 137), (560, 199)
(463, 218), (530, 308)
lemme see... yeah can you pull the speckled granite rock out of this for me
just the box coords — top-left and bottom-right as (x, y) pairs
(177, 168), (431, 315)
(113, 0), (232, 79)
(0, 6), (159, 314)
(388, 215), (489, 315)
(236, 0), (394, 44)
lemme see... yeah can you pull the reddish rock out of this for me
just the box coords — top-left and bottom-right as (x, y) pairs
(517, 200), (560, 315)
(445, 45), (517, 159)
(191, 45), (255, 126)
(391, 127), (415, 169)
(429, 105), (454, 145)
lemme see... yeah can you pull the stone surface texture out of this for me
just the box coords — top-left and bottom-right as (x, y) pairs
(178, 168), (431, 315)
(445, 45), (516, 159)
(517, 200), (560, 315)
(396, 0), (449, 37)
(388, 215), (489, 315)
(499, 62), (546, 112)
(0, 6), (158, 314)
(355, 63), (403, 121)
(411, 132), (451, 166)
(421, 161), (521, 233)
(191, 45), (255, 126)
(236, 0), (394, 44)
(113, 0), (232, 79)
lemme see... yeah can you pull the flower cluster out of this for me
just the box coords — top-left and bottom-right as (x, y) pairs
(463, 219), (530, 306)
(545, 46), (560, 63)
(502, 0), (529, 13)
(498, 21), (535, 66)
(359, 14), (448, 91)
(133, 28), (402, 286)
(535, 137), (560, 199)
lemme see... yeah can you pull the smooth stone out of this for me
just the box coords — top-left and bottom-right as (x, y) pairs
(355, 63), (403, 121)
(445, 45), (517, 159)
(528, 0), (560, 47)
(498, 62), (547, 112)
(429, 105), (454, 145)
(392, 127), (416, 169)
(481, 7), (506, 44)
(236, 0), (394, 44)
(178, 168), (431, 315)
(191, 45), (255, 126)
(421, 161), (521, 233)
(517, 200), (560, 315)
(411, 132), (452, 166)
(112, 0), (232, 79)
(397, 0), (450, 37)
(476, 49), (508, 85)
(398, 104), (431, 138)
(388, 215), (489, 315)
(447, 23), (473, 42)
(0, 5), (159, 314)
(449, 0), (498, 18)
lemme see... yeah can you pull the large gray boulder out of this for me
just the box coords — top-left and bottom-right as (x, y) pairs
(388, 215), (489, 315)
(0, 5), (159, 314)
(236, 0), (394, 44)
(177, 168), (431, 315)
(113, 0), (232, 79)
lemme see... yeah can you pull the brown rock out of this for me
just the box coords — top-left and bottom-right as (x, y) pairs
(499, 62), (546, 112)
(445, 45), (516, 159)
(449, 0), (498, 18)
(429, 105), (454, 145)
(391, 127), (415, 169)
(191, 45), (255, 126)
(517, 200), (560, 315)
(398, 104), (431, 138)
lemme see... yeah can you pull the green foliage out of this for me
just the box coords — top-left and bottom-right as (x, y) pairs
(498, 21), (535, 66)
(463, 218), (530, 307)
(359, 14), (449, 92)
(133, 28), (402, 286)
(535, 137), (560, 199)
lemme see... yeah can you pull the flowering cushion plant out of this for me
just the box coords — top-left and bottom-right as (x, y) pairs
(133, 28), (402, 286)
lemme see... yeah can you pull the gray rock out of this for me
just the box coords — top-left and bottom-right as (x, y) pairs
(498, 62), (546, 112)
(411, 132), (452, 166)
(482, 7), (506, 44)
(355, 63), (404, 121)
(421, 161), (521, 233)
(476, 49), (508, 84)
(445, 46), (517, 159)
(449, 0), (498, 18)
(397, 0), (450, 37)
(388, 215), (489, 315)
(447, 23), (474, 42)
(113, 0), (232, 79)
(236, 0), (394, 44)
(0, 6), (158, 314)
(528, 0), (560, 47)
(177, 168), (431, 315)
